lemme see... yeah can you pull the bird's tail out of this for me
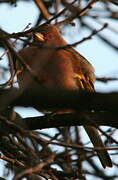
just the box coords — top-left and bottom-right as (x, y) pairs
(84, 126), (112, 168)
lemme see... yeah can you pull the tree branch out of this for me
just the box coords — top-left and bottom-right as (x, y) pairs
(0, 87), (118, 129)
(1, 87), (118, 112)
(21, 111), (118, 130)
(11, 88), (118, 111)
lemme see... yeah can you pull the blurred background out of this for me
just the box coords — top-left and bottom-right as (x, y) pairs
(0, 0), (118, 179)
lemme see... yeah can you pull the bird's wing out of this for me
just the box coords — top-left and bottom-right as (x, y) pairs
(65, 48), (95, 92)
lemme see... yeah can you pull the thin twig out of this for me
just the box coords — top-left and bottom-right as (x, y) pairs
(48, 140), (118, 151)
(96, 77), (118, 83)
(0, 154), (24, 167)
(13, 154), (55, 180)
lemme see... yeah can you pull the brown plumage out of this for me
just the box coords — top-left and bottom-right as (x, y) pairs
(17, 24), (112, 168)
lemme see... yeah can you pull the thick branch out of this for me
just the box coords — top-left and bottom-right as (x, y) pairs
(1, 88), (118, 112)
(0, 87), (118, 129)
(12, 88), (118, 111)
(22, 111), (118, 130)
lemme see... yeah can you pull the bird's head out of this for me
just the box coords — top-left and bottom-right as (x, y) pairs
(34, 24), (67, 46)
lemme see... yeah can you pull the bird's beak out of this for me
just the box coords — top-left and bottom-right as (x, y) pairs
(35, 33), (44, 42)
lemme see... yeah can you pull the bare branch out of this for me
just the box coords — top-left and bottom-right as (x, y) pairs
(34, 0), (51, 20)
(21, 111), (118, 130)
(13, 154), (55, 180)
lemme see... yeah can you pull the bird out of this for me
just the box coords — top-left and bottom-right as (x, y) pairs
(16, 23), (112, 168)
